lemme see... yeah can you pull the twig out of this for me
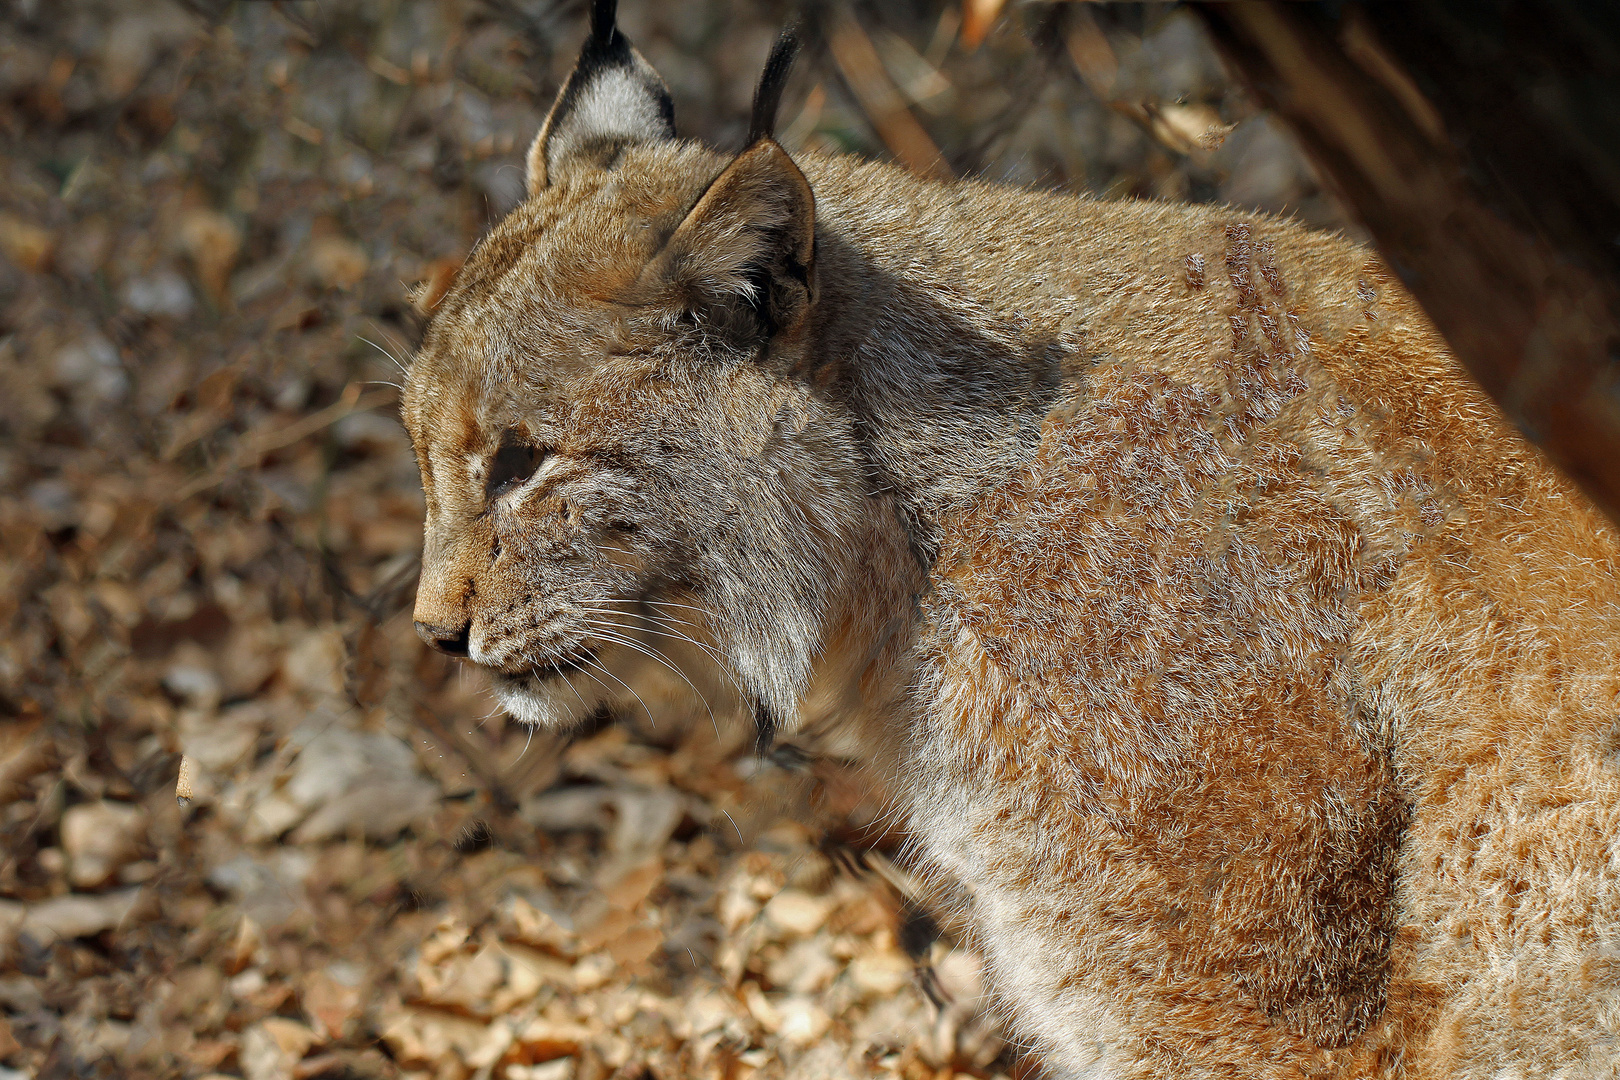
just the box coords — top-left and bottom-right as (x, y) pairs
(825, 5), (952, 181)
(477, 0), (579, 77)
(171, 384), (395, 501)
(950, 6), (1071, 174)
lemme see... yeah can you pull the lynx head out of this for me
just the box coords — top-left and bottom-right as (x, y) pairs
(403, 2), (864, 744)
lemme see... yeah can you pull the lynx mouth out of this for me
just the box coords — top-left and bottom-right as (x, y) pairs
(489, 652), (601, 729)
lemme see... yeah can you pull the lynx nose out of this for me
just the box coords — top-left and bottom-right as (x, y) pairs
(415, 620), (471, 657)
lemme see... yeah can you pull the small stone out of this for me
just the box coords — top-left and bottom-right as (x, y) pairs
(121, 268), (195, 318)
(164, 664), (222, 709)
(61, 800), (147, 888)
(290, 775), (437, 842)
(51, 335), (127, 403)
(571, 952), (613, 992)
(607, 788), (683, 858)
(508, 1060), (576, 1080)
(849, 951), (913, 998)
(240, 1018), (313, 1080)
(20, 887), (145, 945)
(762, 889), (832, 938)
(766, 938), (841, 994)
(775, 996), (832, 1047)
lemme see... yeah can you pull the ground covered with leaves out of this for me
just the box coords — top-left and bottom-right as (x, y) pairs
(0, 2), (1347, 1078)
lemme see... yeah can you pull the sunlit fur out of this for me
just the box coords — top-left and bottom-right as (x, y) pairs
(405, 34), (1620, 1078)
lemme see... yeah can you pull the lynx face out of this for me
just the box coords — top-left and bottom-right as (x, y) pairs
(404, 21), (854, 736)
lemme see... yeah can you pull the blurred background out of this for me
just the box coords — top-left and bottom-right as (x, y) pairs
(0, 2), (1353, 1078)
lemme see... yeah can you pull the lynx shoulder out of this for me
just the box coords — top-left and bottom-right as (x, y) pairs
(402, 4), (1620, 1076)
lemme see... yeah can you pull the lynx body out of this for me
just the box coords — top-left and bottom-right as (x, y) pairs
(404, 7), (1620, 1076)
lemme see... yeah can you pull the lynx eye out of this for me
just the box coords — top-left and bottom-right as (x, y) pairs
(486, 431), (549, 499)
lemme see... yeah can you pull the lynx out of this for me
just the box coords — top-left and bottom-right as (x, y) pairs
(403, 3), (1620, 1075)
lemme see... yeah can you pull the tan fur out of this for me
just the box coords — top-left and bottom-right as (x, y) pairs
(403, 28), (1620, 1077)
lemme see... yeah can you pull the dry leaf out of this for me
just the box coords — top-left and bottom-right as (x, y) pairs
(826, 7), (952, 180)
(178, 207), (242, 303)
(507, 1018), (593, 1065)
(0, 213), (55, 271)
(959, 0), (1008, 50)
(307, 237), (367, 290)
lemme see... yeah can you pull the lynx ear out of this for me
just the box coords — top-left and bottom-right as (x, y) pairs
(526, 0), (675, 194)
(640, 28), (814, 344)
(644, 139), (816, 343)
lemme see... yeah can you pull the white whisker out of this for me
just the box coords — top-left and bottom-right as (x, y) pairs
(580, 654), (656, 728)
(578, 620), (718, 732)
(582, 595), (720, 622)
(357, 334), (410, 377)
(583, 612), (746, 700)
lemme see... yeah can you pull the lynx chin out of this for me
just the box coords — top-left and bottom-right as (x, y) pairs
(402, 2), (1620, 1075)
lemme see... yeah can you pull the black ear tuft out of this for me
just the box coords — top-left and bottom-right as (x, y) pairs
(747, 25), (802, 146)
(526, 0), (677, 194)
(588, 0), (616, 46)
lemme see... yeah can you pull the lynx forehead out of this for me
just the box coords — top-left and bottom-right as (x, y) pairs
(404, 2), (1620, 1075)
